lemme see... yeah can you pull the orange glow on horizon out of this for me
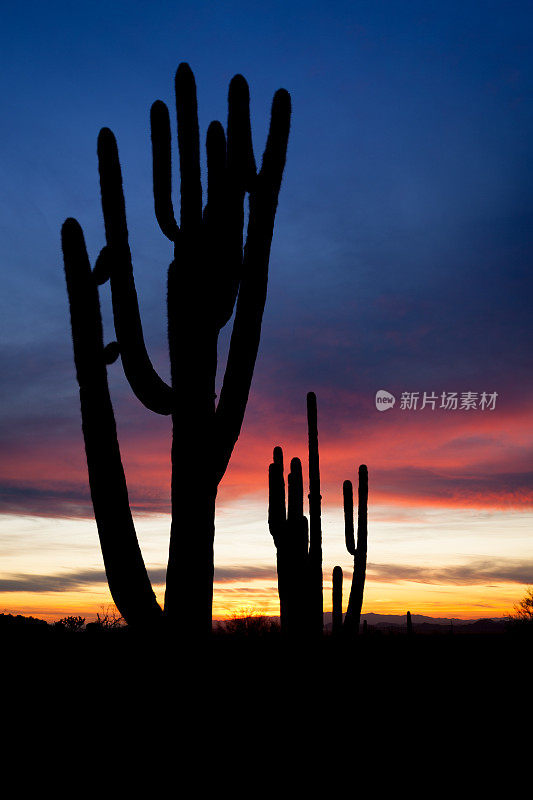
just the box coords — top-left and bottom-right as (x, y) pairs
(1, 393), (531, 624)
(1, 576), (526, 624)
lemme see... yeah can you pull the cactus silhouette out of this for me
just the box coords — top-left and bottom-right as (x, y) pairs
(332, 566), (343, 636)
(343, 465), (368, 635)
(268, 392), (323, 636)
(268, 448), (309, 636)
(62, 63), (291, 633)
(407, 610), (413, 635)
(307, 392), (324, 634)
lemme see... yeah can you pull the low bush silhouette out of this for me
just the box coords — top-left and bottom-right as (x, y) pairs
(217, 610), (280, 638)
(53, 615), (85, 632)
(85, 607), (125, 632)
(507, 586), (533, 630)
(0, 613), (48, 629)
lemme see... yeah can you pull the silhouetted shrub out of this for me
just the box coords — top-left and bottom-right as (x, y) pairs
(507, 587), (533, 631)
(86, 608), (125, 632)
(0, 613), (48, 629)
(53, 615), (85, 632)
(218, 611), (280, 638)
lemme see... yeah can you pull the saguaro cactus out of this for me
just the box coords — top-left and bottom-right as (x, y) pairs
(268, 448), (309, 635)
(332, 566), (343, 636)
(406, 610), (413, 635)
(62, 63), (290, 633)
(343, 465), (368, 635)
(268, 392), (324, 636)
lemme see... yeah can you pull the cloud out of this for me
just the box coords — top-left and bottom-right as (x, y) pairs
(366, 559), (533, 586)
(0, 483), (94, 519)
(369, 466), (533, 509)
(0, 568), (109, 593)
(0, 564), (277, 593)
(1, 558), (531, 594)
(0, 481), (169, 519)
(1, 292), (532, 519)
(213, 566), (278, 583)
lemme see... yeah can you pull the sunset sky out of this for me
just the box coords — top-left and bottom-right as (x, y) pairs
(1, 1), (531, 622)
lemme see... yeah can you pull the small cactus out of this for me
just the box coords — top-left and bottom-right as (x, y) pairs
(343, 465), (369, 635)
(268, 448), (308, 636)
(332, 566), (343, 636)
(268, 392), (324, 636)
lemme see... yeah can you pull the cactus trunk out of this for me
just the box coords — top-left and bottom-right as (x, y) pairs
(163, 278), (219, 631)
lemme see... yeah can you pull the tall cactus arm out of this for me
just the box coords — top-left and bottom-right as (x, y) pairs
(212, 75), (256, 329)
(343, 479), (356, 556)
(227, 75), (257, 193)
(61, 218), (163, 626)
(150, 100), (180, 242)
(175, 62), (202, 233)
(307, 391), (322, 547)
(205, 117), (240, 332)
(268, 446), (286, 548)
(97, 128), (174, 415)
(287, 457), (304, 521)
(268, 446), (289, 631)
(287, 455), (309, 635)
(357, 464), (368, 556)
(288, 457), (309, 562)
(214, 88), (291, 483)
(205, 120), (227, 228)
(306, 391), (323, 631)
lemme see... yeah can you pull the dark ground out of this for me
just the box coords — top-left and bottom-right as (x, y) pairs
(2, 620), (530, 701)
(1, 621), (530, 775)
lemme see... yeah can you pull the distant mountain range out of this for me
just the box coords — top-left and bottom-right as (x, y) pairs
(358, 612), (504, 626)
(214, 611), (508, 630)
(320, 611), (508, 633)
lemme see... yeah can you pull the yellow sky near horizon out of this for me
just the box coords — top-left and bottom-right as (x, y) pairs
(1, 500), (531, 623)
